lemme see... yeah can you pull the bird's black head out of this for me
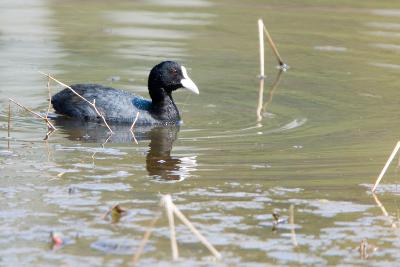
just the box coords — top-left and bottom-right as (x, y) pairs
(148, 61), (199, 102)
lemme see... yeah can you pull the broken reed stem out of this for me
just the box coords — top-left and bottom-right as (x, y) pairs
(8, 98), (57, 130)
(130, 112), (140, 144)
(38, 71), (113, 134)
(256, 78), (265, 122)
(262, 22), (284, 66)
(130, 112), (140, 132)
(372, 141), (400, 192)
(289, 204), (298, 247)
(164, 195), (179, 260)
(258, 19), (265, 78)
(170, 199), (222, 260)
(132, 212), (161, 267)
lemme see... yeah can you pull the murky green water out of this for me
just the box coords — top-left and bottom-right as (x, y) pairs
(1, 0), (400, 266)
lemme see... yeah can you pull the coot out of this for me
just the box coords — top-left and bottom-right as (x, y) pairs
(51, 61), (199, 125)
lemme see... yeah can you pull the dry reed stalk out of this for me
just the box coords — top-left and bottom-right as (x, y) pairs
(8, 98), (56, 130)
(131, 212), (161, 267)
(130, 112), (140, 132)
(289, 204), (298, 247)
(372, 193), (397, 228)
(258, 19), (265, 78)
(372, 141), (400, 192)
(163, 195), (179, 260)
(130, 112), (140, 144)
(170, 198), (222, 260)
(256, 78), (265, 122)
(262, 23), (284, 66)
(38, 71), (113, 134)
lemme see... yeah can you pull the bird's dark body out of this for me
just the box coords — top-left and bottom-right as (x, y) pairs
(51, 84), (179, 125)
(50, 61), (197, 126)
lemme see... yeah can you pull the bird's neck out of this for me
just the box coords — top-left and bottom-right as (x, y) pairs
(150, 92), (180, 123)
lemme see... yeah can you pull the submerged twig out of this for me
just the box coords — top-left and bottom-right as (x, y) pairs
(372, 193), (397, 228)
(163, 195), (179, 260)
(38, 71), (113, 134)
(372, 141), (400, 192)
(8, 98), (56, 130)
(263, 69), (283, 112)
(289, 204), (298, 247)
(92, 134), (112, 166)
(132, 211), (161, 267)
(256, 69), (284, 122)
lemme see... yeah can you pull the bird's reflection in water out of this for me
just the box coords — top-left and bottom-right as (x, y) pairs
(52, 117), (197, 181)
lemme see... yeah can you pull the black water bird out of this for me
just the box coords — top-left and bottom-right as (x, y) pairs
(51, 61), (199, 125)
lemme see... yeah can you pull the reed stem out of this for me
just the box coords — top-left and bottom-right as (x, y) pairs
(8, 98), (56, 130)
(262, 24), (284, 66)
(171, 200), (221, 259)
(164, 195), (179, 260)
(372, 141), (400, 192)
(131, 212), (161, 266)
(38, 71), (113, 134)
(258, 19), (265, 78)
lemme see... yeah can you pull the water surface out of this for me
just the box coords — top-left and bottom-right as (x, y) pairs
(1, 0), (400, 266)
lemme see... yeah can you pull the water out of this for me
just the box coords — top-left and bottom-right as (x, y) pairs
(1, 0), (400, 266)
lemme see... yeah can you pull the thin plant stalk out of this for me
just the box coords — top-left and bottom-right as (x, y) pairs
(289, 204), (298, 247)
(38, 71), (113, 134)
(258, 19), (265, 78)
(130, 112), (140, 132)
(262, 23), (284, 66)
(132, 212), (161, 267)
(8, 98), (56, 130)
(170, 200), (222, 260)
(163, 195), (179, 260)
(130, 112), (140, 144)
(372, 141), (400, 192)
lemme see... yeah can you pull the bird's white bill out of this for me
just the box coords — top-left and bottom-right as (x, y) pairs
(180, 66), (199, 94)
